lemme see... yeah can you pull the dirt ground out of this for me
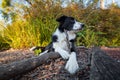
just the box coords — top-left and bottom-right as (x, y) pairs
(0, 47), (120, 80)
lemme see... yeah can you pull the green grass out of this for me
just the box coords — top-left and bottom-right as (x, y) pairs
(1, 18), (57, 49)
(0, 29), (10, 50)
(77, 26), (108, 47)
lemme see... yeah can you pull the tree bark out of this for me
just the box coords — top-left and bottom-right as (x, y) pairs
(100, 0), (105, 9)
(0, 52), (60, 80)
(90, 47), (120, 80)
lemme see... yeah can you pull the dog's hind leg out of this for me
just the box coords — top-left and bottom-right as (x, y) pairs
(39, 42), (53, 56)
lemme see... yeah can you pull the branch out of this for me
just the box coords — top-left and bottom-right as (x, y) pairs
(0, 52), (60, 80)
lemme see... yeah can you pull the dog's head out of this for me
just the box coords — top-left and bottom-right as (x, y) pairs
(56, 15), (84, 32)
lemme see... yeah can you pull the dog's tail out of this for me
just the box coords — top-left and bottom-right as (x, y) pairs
(30, 46), (45, 51)
(30, 42), (53, 52)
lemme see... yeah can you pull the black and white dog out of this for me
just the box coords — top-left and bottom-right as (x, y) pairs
(31, 15), (84, 74)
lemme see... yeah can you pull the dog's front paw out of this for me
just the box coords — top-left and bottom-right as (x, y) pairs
(65, 52), (79, 74)
(55, 48), (70, 59)
(59, 50), (70, 59)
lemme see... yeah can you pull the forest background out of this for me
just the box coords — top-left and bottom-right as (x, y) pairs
(0, 0), (120, 50)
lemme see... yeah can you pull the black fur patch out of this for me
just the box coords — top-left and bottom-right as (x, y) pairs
(57, 15), (76, 32)
(62, 17), (75, 31)
(56, 15), (68, 23)
(58, 26), (65, 32)
(52, 35), (58, 42)
(70, 39), (75, 42)
(70, 39), (76, 52)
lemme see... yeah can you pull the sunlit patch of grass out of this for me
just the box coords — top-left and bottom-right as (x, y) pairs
(1, 17), (57, 49)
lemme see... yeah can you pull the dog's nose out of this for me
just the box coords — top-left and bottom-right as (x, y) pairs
(81, 24), (84, 27)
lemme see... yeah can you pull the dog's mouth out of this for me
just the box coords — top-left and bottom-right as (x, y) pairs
(74, 28), (83, 32)
(72, 30), (81, 33)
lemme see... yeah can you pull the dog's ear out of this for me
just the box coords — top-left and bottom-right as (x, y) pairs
(56, 15), (68, 23)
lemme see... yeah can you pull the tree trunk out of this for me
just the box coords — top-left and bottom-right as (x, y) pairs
(0, 52), (60, 80)
(100, 0), (105, 9)
(112, 0), (115, 4)
(90, 47), (120, 80)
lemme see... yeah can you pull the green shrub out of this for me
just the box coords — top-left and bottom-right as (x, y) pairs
(2, 17), (57, 49)
(0, 31), (10, 50)
(77, 26), (108, 47)
(82, 9), (120, 47)
(0, 1), (120, 50)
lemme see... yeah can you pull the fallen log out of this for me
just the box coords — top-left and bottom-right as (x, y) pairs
(0, 52), (60, 80)
(90, 47), (120, 80)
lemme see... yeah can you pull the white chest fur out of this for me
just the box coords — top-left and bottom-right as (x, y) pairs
(67, 31), (76, 41)
(53, 29), (76, 51)
(53, 29), (69, 51)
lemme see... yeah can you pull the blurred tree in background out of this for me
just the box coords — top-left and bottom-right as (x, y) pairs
(0, 0), (120, 50)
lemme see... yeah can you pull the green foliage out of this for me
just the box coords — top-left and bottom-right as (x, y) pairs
(28, 17), (57, 46)
(2, 18), (57, 49)
(0, 30), (10, 50)
(107, 27), (120, 47)
(77, 26), (108, 47)
(0, 0), (120, 50)
(3, 21), (35, 49)
(0, 0), (59, 49)
(1, 0), (11, 8)
(34, 49), (42, 56)
(83, 9), (120, 47)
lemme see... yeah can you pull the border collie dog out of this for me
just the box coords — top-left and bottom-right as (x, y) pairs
(31, 15), (84, 74)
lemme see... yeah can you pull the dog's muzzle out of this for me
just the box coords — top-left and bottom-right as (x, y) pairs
(78, 23), (84, 31)
(81, 24), (85, 28)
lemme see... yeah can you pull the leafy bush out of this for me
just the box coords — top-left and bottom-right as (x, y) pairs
(83, 9), (120, 47)
(2, 18), (57, 49)
(0, 31), (10, 50)
(0, 1), (120, 50)
(77, 26), (108, 47)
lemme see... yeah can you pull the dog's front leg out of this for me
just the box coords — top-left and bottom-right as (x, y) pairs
(65, 52), (79, 74)
(54, 47), (70, 59)
(53, 42), (70, 59)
